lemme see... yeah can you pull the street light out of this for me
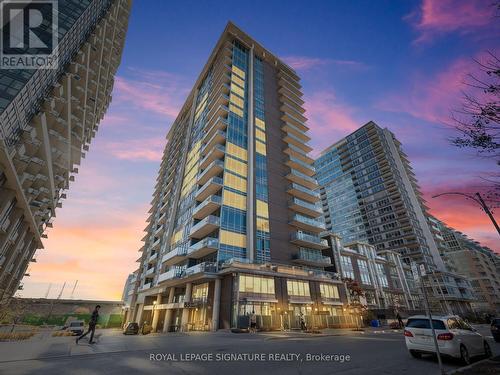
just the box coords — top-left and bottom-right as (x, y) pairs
(432, 192), (500, 237)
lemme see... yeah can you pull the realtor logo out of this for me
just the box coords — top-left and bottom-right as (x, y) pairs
(0, 0), (58, 69)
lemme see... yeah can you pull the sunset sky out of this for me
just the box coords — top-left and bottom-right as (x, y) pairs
(20, 0), (500, 301)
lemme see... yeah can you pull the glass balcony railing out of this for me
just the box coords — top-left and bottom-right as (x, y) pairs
(292, 214), (325, 229)
(289, 169), (317, 185)
(288, 183), (320, 198)
(288, 156), (315, 173)
(290, 197), (322, 213)
(183, 262), (218, 277)
(193, 195), (222, 216)
(295, 247), (331, 265)
(291, 231), (328, 247)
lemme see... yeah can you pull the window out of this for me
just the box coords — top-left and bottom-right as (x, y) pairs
(223, 190), (246, 210)
(287, 280), (310, 297)
(447, 318), (460, 330)
(224, 172), (247, 192)
(320, 284), (339, 299)
(226, 157), (247, 177)
(226, 142), (247, 161)
(192, 283), (208, 301)
(340, 256), (354, 279)
(239, 275), (275, 294)
(256, 200), (269, 218)
(357, 260), (371, 285)
(375, 263), (389, 288)
(406, 319), (446, 330)
(220, 230), (246, 248)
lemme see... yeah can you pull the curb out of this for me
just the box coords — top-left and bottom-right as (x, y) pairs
(446, 355), (500, 375)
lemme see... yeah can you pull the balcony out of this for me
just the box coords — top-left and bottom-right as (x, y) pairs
(148, 252), (158, 263)
(288, 197), (323, 217)
(183, 262), (218, 277)
(282, 122), (310, 142)
(287, 183), (320, 203)
(151, 237), (161, 251)
(195, 176), (223, 201)
(285, 156), (315, 177)
(286, 169), (318, 190)
(290, 231), (329, 250)
(138, 282), (151, 292)
(205, 105), (229, 136)
(157, 268), (183, 283)
(293, 247), (332, 267)
(193, 195), (222, 220)
(162, 246), (187, 266)
(145, 267), (155, 276)
(290, 214), (325, 233)
(189, 215), (220, 239)
(283, 144), (314, 165)
(199, 144), (225, 169)
(197, 159), (224, 185)
(283, 131), (313, 153)
(187, 237), (219, 258)
(201, 130), (226, 156)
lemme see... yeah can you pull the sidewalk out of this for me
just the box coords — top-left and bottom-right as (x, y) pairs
(447, 354), (500, 375)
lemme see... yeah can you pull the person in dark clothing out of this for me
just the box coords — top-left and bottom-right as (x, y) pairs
(396, 313), (404, 328)
(76, 305), (100, 344)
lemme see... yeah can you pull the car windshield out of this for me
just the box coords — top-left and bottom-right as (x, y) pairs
(406, 318), (446, 330)
(70, 322), (83, 326)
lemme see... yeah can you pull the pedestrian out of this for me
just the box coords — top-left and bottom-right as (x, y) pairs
(249, 311), (257, 333)
(299, 312), (307, 331)
(76, 305), (100, 344)
(396, 313), (404, 328)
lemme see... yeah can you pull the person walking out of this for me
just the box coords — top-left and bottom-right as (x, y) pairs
(249, 311), (257, 333)
(396, 312), (404, 329)
(76, 305), (100, 344)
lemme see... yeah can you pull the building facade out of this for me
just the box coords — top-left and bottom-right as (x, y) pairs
(0, 0), (131, 303)
(315, 121), (444, 270)
(430, 217), (500, 314)
(128, 22), (360, 332)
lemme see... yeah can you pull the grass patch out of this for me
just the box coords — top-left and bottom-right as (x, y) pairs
(0, 332), (35, 341)
(52, 331), (75, 337)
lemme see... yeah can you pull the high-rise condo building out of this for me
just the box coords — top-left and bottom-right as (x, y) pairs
(129, 22), (359, 333)
(0, 0), (131, 303)
(315, 121), (445, 270)
(429, 216), (500, 314)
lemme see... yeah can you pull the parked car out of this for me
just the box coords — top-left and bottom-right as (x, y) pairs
(66, 320), (84, 336)
(491, 318), (500, 342)
(123, 322), (139, 335)
(404, 315), (492, 365)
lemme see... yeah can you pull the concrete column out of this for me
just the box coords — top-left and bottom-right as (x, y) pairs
(163, 287), (176, 333)
(135, 303), (144, 325)
(180, 283), (192, 331)
(211, 278), (221, 331)
(151, 293), (163, 332)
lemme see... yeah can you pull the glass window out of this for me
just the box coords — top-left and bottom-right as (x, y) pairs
(223, 190), (246, 210)
(224, 172), (247, 192)
(340, 256), (354, 279)
(226, 156), (247, 177)
(239, 274), (275, 294)
(287, 280), (311, 297)
(256, 200), (269, 218)
(320, 283), (339, 299)
(220, 230), (246, 248)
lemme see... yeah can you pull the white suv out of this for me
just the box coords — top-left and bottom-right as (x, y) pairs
(404, 315), (492, 364)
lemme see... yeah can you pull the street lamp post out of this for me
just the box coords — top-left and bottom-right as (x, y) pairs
(432, 192), (500, 237)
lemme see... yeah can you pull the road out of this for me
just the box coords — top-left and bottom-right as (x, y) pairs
(0, 325), (497, 375)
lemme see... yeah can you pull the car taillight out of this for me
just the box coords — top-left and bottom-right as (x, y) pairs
(404, 330), (413, 337)
(492, 326), (498, 331)
(437, 332), (454, 340)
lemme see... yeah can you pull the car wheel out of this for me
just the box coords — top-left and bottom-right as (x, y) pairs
(460, 345), (471, 365)
(409, 350), (421, 359)
(484, 341), (492, 358)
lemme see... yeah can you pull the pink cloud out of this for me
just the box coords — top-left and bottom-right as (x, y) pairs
(304, 90), (362, 156)
(376, 51), (497, 124)
(112, 68), (189, 119)
(406, 0), (497, 44)
(100, 137), (165, 162)
(283, 56), (368, 72)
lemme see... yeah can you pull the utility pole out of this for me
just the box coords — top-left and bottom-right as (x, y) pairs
(432, 192), (500, 238)
(44, 283), (52, 299)
(70, 280), (78, 299)
(419, 265), (444, 375)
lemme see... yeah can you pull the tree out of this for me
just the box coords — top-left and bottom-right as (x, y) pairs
(451, 51), (500, 161)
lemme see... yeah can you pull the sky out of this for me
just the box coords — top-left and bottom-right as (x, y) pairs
(19, 0), (500, 301)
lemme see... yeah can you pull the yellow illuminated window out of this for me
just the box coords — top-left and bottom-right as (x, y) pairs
(226, 157), (247, 177)
(231, 74), (245, 88)
(223, 190), (247, 210)
(256, 200), (269, 218)
(227, 142), (247, 161)
(224, 172), (247, 192)
(170, 229), (183, 246)
(255, 117), (265, 130)
(256, 217), (269, 232)
(287, 279), (310, 297)
(239, 274), (275, 294)
(256, 140), (266, 155)
(320, 283), (339, 299)
(231, 65), (246, 79)
(192, 283), (209, 300)
(229, 103), (244, 117)
(256, 128), (266, 142)
(230, 93), (244, 109)
(220, 230), (246, 248)
(231, 84), (245, 98)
